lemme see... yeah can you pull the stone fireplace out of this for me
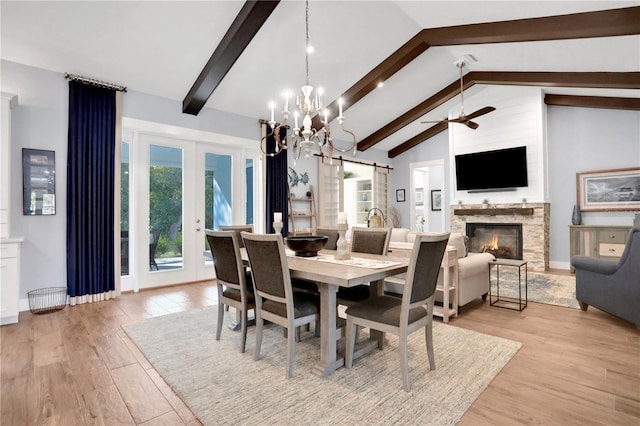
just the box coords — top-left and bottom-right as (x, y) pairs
(450, 203), (550, 271)
(467, 222), (523, 260)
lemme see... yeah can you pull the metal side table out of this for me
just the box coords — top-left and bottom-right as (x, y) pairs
(490, 258), (528, 311)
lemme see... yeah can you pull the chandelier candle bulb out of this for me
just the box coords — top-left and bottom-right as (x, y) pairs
(324, 108), (328, 123)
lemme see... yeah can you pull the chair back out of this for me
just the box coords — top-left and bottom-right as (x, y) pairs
(220, 225), (253, 248)
(242, 232), (291, 302)
(315, 227), (339, 250)
(403, 233), (450, 305)
(205, 230), (246, 292)
(351, 227), (391, 255)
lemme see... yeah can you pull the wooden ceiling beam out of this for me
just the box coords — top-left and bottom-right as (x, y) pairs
(420, 6), (640, 46)
(544, 94), (640, 111)
(347, 6), (640, 152)
(385, 72), (640, 158)
(388, 122), (448, 159)
(182, 1), (279, 115)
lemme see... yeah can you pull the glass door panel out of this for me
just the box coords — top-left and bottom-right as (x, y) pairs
(149, 145), (184, 272)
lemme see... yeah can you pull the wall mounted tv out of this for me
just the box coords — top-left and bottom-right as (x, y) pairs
(455, 146), (528, 192)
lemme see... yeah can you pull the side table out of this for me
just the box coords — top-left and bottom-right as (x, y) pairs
(490, 258), (528, 311)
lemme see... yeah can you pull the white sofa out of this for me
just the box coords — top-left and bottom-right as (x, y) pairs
(387, 228), (495, 307)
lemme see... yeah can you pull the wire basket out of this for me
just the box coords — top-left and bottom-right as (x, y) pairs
(27, 287), (67, 314)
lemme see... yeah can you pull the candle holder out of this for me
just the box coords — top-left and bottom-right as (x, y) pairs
(273, 221), (283, 235)
(334, 223), (351, 260)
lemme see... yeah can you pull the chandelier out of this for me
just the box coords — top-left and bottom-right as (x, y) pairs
(261, 0), (356, 163)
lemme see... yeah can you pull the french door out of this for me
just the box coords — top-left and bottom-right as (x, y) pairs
(121, 124), (260, 291)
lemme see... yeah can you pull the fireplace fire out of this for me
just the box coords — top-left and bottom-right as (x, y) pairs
(467, 223), (523, 260)
(482, 234), (513, 258)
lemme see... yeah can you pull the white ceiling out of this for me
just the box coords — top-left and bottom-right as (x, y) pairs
(2, 1), (639, 153)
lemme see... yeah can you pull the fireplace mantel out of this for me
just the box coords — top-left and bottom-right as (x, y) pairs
(454, 208), (534, 216)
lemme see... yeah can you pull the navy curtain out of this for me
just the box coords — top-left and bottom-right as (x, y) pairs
(67, 80), (116, 302)
(264, 124), (289, 235)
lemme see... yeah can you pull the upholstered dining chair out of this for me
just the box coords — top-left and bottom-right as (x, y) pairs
(345, 232), (450, 392)
(219, 225), (253, 248)
(336, 227), (392, 304)
(241, 232), (320, 378)
(314, 226), (340, 250)
(290, 226), (341, 296)
(205, 230), (255, 353)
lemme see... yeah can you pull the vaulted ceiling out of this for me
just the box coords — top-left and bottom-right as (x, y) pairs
(2, 1), (639, 158)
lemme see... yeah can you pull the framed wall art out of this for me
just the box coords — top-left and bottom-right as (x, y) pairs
(22, 148), (56, 215)
(431, 189), (442, 211)
(577, 167), (640, 212)
(396, 188), (405, 202)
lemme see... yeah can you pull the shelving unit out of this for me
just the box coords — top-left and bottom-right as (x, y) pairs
(432, 246), (459, 323)
(288, 185), (316, 235)
(344, 177), (373, 227)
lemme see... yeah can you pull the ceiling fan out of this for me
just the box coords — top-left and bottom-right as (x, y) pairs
(421, 60), (495, 130)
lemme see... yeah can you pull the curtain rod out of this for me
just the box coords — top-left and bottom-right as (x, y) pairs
(64, 73), (127, 92)
(315, 153), (393, 171)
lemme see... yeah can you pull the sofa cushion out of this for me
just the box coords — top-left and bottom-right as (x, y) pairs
(457, 252), (495, 279)
(448, 233), (468, 258)
(390, 228), (410, 243)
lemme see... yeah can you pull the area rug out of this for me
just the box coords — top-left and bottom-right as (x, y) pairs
(124, 306), (521, 426)
(490, 268), (579, 309)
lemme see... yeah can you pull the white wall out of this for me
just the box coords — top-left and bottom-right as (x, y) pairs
(450, 85), (547, 205)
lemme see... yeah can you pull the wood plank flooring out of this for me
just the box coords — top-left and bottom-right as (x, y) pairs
(1, 280), (638, 425)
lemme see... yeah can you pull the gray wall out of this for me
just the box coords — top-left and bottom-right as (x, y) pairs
(2, 60), (260, 299)
(389, 130), (451, 230)
(546, 105), (640, 267)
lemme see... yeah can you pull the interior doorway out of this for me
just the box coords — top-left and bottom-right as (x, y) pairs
(410, 160), (446, 232)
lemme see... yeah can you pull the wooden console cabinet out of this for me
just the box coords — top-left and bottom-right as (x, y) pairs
(569, 225), (632, 271)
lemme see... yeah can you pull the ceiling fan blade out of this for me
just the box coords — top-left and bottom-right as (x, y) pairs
(465, 120), (479, 130)
(465, 106), (496, 120)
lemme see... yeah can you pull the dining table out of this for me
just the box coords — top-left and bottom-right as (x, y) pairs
(241, 248), (409, 377)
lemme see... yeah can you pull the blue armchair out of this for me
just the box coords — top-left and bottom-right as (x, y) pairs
(570, 227), (640, 326)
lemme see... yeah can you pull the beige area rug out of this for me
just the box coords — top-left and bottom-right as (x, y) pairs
(490, 268), (579, 309)
(124, 306), (521, 426)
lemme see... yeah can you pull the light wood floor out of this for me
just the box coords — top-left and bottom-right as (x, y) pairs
(1, 280), (638, 425)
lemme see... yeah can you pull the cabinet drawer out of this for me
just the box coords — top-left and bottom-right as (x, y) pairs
(598, 230), (627, 244)
(599, 243), (625, 258)
(0, 243), (18, 259)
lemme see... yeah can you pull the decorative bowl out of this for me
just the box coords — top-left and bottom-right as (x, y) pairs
(284, 235), (329, 257)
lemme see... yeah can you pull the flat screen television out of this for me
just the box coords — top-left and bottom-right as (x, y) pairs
(455, 146), (528, 192)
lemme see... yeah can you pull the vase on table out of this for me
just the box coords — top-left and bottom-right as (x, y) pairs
(571, 205), (582, 225)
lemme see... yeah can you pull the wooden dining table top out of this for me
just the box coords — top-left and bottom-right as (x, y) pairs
(241, 248), (410, 288)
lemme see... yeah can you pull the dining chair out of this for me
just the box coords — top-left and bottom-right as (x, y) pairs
(241, 231), (320, 378)
(314, 226), (340, 250)
(345, 232), (450, 391)
(336, 227), (392, 304)
(219, 225), (253, 248)
(205, 230), (255, 353)
(290, 226), (340, 296)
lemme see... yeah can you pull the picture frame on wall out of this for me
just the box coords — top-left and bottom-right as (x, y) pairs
(431, 189), (442, 211)
(22, 148), (56, 215)
(577, 167), (640, 212)
(396, 188), (405, 202)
